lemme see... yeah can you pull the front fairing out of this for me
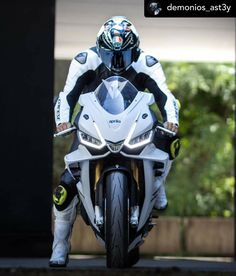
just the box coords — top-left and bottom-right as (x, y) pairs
(76, 77), (155, 144)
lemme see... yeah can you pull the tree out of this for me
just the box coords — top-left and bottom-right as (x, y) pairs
(162, 62), (235, 217)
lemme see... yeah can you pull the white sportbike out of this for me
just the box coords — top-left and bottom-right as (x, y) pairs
(55, 76), (176, 268)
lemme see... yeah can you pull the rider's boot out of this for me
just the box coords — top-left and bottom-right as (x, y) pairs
(155, 183), (168, 210)
(49, 196), (78, 267)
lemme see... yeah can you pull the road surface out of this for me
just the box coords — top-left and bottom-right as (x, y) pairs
(0, 255), (236, 275)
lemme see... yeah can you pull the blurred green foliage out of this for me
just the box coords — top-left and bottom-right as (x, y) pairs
(161, 62), (235, 217)
(53, 62), (235, 217)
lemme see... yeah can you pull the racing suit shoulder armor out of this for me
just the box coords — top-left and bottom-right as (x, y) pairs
(134, 51), (160, 73)
(74, 52), (88, 64)
(146, 55), (158, 67)
(72, 48), (101, 69)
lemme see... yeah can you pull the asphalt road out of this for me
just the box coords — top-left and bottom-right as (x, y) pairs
(0, 256), (236, 275)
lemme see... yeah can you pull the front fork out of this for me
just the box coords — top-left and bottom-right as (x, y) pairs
(94, 205), (139, 227)
(94, 164), (140, 227)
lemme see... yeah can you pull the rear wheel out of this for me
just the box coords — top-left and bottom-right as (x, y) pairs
(105, 171), (129, 268)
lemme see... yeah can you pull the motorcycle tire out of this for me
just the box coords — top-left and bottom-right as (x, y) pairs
(105, 171), (129, 268)
(127, 247), (140, 267)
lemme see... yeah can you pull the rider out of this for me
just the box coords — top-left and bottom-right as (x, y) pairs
(49, 16), (179, 267)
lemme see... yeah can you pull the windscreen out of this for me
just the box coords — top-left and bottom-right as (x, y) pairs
(95, 76), (138, 115)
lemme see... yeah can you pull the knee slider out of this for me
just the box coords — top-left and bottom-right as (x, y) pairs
(170, 138), (181, 160)
(53, 185), (68, 206)
(154, 131), (181, 160)
(53, 183), (77, 211)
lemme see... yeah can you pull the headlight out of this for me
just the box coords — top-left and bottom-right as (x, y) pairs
(129, 130), (153, 146)
(124, 122), (154, 149)
(79, 122), (106, 149)
(79, 131), (102, 149)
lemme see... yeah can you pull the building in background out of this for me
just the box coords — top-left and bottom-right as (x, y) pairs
(55, 0), (235, 62)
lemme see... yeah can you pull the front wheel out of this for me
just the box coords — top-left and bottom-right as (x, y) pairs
(105, 171), (129, 268)
(127, 247), (140, 267)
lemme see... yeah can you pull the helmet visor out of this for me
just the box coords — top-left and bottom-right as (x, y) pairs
(99, 48), (133, 73)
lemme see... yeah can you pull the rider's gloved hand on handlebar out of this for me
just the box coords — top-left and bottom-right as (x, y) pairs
(163, 122), (178, 134)
(57, 122), (72, 133)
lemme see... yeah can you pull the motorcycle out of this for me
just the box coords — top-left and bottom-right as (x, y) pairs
(54, 76), (176, 268)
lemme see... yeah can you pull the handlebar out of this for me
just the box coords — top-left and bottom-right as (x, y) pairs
(53, 126), (77, 138)
(156, 125), (176, 137)
(53, 125), (176, 138)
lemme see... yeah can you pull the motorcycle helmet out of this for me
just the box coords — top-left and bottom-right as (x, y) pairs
(96, 16), (140, 74)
